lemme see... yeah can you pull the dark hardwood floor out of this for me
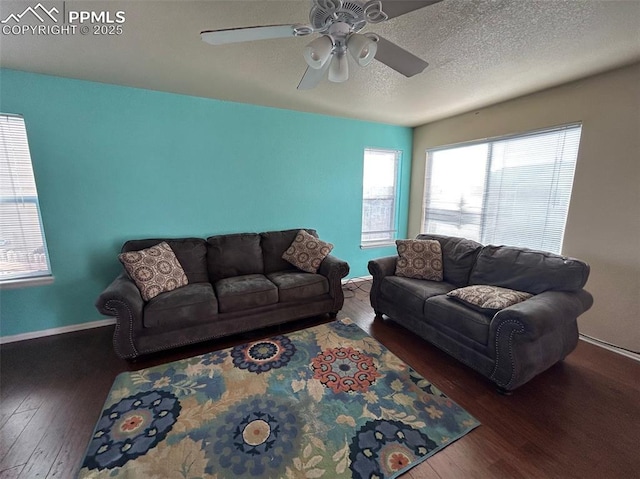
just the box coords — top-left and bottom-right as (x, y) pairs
(1, 281), (639, 478)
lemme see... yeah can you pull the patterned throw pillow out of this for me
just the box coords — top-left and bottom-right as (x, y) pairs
(395, 239), (443, 281)
(282, 230), (333, 273)
(118, 242), (188, 301)
(447, 285), (533, 313)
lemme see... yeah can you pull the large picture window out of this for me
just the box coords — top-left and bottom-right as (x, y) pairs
(0, 114), (53, 287)
(361, 148), (401, 247)
(423, 124), (582, 253)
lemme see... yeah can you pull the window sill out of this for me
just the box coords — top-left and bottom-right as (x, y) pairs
(360, 242), (396, 250)
(0, 275), (55, 290)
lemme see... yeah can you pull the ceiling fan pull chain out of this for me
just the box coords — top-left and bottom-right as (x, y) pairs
(363, 0), (388, 23)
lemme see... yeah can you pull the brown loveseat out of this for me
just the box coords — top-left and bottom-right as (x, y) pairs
(96, 228), (349, 359)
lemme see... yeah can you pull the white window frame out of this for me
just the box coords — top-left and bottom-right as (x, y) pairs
(422, 123), (582, 253)
(0, 113), (53, 289)
(361, 148), (401, 248)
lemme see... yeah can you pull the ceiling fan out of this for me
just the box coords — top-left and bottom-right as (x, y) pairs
(201, 0), (443, 89)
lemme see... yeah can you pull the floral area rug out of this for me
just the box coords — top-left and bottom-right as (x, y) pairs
(78, 318), (479, 479)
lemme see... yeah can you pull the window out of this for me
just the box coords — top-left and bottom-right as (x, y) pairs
(0, 114), (53, 287)
(423, 124), (582, 253)
(361, 148), (401, 247)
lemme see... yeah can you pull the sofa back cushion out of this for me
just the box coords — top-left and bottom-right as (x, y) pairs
(468, 245), (590, 294)
(261, 228), (318, 273)
(207, 233), (264, 281)
(121, 238), (208, 283)
(416, 234), (483, 287)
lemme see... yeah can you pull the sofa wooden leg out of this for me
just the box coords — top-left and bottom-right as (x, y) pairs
(329, 312), (338, 319)
(374, 311), (384, 320)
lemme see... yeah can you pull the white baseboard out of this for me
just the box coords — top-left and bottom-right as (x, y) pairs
(579, 334), (640, 362)
(0, 318), (116, 345)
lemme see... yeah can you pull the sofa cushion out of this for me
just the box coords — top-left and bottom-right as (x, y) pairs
(118, 242), (188, 301)
(261, 229), (319, 273)
(416, 234), (483, 287)
(267, 271), (329, 302)
(282, 230), (333, 273)
(424, 295), (493, 345)
(447, 285), (532, 313)
(395, 239), (443, 281)
(381, 276), (456, 316)
(144, 283), (218, 329)
(214, 274), (278, 313)
(122, 238), (208, 284)
(207, 233), (264, 282)
(468, 245), (590, 294)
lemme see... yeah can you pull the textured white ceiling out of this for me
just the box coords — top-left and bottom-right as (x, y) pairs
(1, 0), (639, 126)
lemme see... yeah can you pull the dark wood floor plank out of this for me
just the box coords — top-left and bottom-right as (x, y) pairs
(0, 465), (23, 479)
(45, 371), (118, 479)
(0, 283), (637, 479)
(486, 458), (530, 479)
(23, 397), (91, 479)
(0, 410), (36, 463)
(406, 462), (441, 478)
(0, 331), (99, 473)
(15, 382), (89, 479)
(0, 384), (68, 471)
(0, 383), (37, 431)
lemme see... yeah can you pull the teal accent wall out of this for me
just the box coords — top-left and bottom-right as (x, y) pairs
(0, 69), (411, 337)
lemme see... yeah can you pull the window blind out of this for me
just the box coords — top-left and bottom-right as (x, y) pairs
(0, 114), (52, 285)
(423, 124), (582, 253)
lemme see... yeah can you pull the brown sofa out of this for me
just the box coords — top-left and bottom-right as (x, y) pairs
(96, 228), (349, 359)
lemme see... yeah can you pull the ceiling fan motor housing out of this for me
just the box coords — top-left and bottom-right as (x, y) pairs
(309, 0), (368, 33)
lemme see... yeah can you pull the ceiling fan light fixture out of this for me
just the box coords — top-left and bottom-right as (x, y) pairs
(303, 35), (333, 69)
(201, 0), (439, 90)
(328, 52), (349, 83)
(347, 33), (378, 66)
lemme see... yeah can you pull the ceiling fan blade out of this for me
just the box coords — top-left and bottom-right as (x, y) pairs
(380, 0), (443, 20)
(297, 61), (331, 90)
(201, 25), (297, 45)
(374, 35), (428, 77)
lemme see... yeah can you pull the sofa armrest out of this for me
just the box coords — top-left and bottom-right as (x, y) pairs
(318, 255), (350, 313)
(488, 289), (594, 390)
(318, 254), (350, 280)
(367, 256), (398, 314)
(368, 256), (397, 279)
(491, 289), (593, 340)
(95, 273), (145, 359)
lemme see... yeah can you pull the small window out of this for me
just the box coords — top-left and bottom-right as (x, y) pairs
(361, 148), (401, 248)
(0, 114), (53, 288)
(423, 123), (582, 253)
